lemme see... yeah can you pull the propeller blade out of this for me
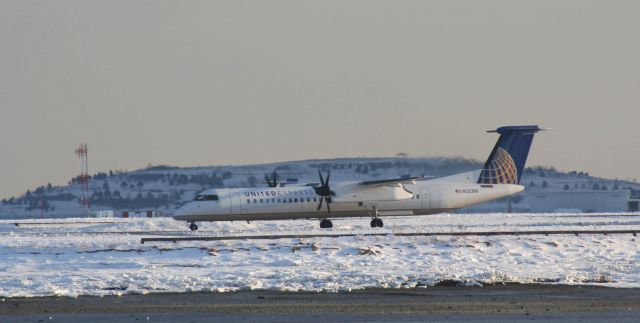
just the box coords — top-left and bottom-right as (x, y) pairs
(318, 169), (325, 187)
(326, 198), (331, 213)
(317, 197), (324, 211)
(325, 170), (330, 186)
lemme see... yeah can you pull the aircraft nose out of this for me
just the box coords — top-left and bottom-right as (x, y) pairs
(172, 203), (193, 220)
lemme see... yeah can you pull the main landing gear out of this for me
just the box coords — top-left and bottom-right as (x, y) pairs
(370, 218), (383, 228)
(319, 219), (333, 229)
(369, 206), (383, 228)
(189, 222), (199, 231)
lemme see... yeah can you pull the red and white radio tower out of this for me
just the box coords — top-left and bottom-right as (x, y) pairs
(75, 143), (90, 217)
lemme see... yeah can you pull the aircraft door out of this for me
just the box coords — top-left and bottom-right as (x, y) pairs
(420, 187), (431, 209)
(230, 193), (241, 214)
(213, 191), (232, 215)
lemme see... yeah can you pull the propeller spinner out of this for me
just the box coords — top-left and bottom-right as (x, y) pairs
(314, 169), (335, 214)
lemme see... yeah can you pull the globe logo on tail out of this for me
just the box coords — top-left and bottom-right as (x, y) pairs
(478, 148), (518, 184)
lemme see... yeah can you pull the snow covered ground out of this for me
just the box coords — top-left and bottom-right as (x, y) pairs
(1, 213), (639, 297)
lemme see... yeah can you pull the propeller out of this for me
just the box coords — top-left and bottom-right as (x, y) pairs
(264, 170), (278, 187)
(314, 169), (335, 214)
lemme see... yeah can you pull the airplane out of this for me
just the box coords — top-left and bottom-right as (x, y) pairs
(173, 125), (542, 231)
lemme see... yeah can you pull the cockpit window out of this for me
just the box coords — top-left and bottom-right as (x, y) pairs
(194, 195), (219, 201)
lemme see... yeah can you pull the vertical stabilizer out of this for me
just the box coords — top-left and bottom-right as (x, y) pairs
(477, 125), (542, 184)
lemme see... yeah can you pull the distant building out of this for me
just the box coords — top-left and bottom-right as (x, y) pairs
(122, 211), (161, 218)
(92, 210), (114, 218)
(525, 190), (630, 213)
(629, 198), (640, 212)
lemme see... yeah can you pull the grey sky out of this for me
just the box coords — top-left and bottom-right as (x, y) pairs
(1, 1), (639, 199)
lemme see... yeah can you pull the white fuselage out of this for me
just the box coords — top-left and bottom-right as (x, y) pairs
(173, 171), (525, 222)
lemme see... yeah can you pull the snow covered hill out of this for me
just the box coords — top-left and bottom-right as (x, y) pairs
(1, 157), (638, 219)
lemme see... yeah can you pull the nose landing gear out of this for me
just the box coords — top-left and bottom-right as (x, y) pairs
(189, 222), (199, 231)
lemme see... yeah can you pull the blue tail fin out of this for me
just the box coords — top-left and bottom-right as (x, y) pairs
(477, 125), (542, 184)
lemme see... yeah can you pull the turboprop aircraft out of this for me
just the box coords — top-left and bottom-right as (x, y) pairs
(174, 125), (542, 231)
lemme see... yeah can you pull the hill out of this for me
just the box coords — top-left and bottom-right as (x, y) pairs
(1, 157), (638, 219)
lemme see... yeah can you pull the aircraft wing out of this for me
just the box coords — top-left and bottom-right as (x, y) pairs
(358, 177), (422, 187)
(330, 177), (422, 203)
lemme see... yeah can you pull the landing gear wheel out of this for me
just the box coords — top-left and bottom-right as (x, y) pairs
(368, 206), (383, 228)
(189, 222), (199, 231)
(319, 219), (333, 229)
(370, 218), (383, 228)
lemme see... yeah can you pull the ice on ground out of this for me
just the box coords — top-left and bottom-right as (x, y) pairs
(0, 213), (639, 297)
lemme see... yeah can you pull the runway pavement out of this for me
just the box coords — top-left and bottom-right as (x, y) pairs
(2, 285), (640, 322)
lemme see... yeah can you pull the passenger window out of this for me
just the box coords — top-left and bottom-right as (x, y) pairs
(289, 198), (293, 203)
(253, 199), (257, 203)
(247, 199), (251, 204)
(313, 197), (317, 202)
(416, 195), (420, 199)
(294, 198), (298, 203)
(260, 199), (264, 203)
(277, 198), (281, 203)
